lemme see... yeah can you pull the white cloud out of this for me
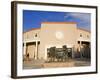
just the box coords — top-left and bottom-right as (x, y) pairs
(66, 13), (90, 23)
(64, 13), (91, 30)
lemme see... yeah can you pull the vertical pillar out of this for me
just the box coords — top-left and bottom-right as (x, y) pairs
(80, 41), (81, 50)
(24, 42), (26, 55)
(72, 46), (74, 58)
(44, 47), (47, 60)
(35, 41), (38, 59)
(80, 41), (82, 58)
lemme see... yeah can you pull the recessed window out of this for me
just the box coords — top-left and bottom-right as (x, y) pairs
(27, 34), (29, 38)
(35, 33), (37, 37)
(87, 35), (89, 38)
(80, 34), (82, 37)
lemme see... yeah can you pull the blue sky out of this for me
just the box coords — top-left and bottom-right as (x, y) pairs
(23, 10), (91, 32)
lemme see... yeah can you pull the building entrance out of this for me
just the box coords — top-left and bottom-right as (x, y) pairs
(26, 42), (36, 59)
(77, 41), (90, 59)
(47, 45), (72, 62)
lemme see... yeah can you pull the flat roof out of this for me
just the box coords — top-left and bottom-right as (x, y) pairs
(24, 27), (90, 33)
(41, 22), (77, 24)
(77, 28), (90, 33)
(24, 22), (90, 33)
(24, 28), (41, 33)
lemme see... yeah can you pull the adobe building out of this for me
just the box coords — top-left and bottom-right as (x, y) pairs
(23, 22), (90, 60)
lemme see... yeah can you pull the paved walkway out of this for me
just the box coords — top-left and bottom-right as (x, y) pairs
(23, 59), (45, 69)
(23, 58), (90, 69)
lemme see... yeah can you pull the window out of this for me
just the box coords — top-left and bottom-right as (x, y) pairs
(87, 35), (89, 38)
(35, 33), (37, 37)
(80, 33), (82, 37)
(27, 34), (29, 38)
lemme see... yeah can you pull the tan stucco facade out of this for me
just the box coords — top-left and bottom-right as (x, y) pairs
(23, 22), (90, 60)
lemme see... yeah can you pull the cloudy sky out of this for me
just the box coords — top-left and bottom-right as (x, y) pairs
(23, 10), (91, 32)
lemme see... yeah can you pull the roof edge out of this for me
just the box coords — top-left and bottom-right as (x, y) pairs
(23, 27), (41, 33)
(77, 27), (90, 33)
(41, 22), (77, 24)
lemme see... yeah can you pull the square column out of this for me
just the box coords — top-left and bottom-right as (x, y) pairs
(24, 42), (26, 55)
(80, 41), (83, 58)
(35, 41), (38, 59)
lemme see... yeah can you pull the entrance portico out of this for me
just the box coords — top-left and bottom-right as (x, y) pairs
(23, 39), (40, 60)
